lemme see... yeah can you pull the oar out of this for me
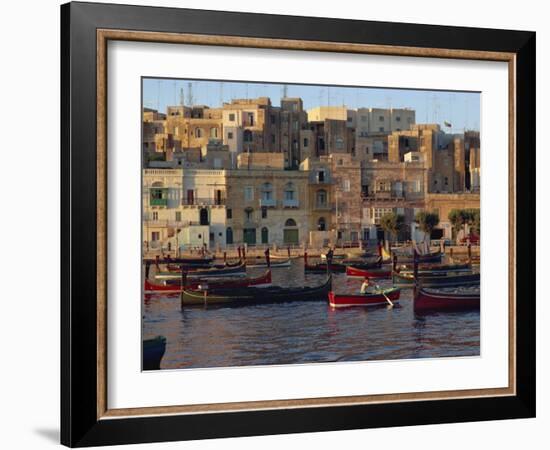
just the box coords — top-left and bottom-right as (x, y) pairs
(370, 280), (394, 307)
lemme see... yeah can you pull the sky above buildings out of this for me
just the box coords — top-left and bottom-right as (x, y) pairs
(143, 78), (480, 132)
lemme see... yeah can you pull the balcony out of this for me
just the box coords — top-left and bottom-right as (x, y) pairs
(181, 197), (226, 206)
(150, 198), (168, 207)
(314, 202), (332, 211)
(282, 199), (299, 208)
(309, 172), (332, 184)
(259, 198), (277, 208)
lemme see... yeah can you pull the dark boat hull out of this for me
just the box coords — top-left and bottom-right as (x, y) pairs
(414, 287), (480, 311)
(181, 276), (332, 306)
(392, 272), (480, 287)
(143, 336), (166, 370)
(394, 251), (442, 264)
(156, 263), (247, 280)
(145, 270), (272, 294)
(305, 263), (346, 273)
(329, 288), (400, 308)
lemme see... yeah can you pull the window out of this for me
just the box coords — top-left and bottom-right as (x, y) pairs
(229, 113), (235, 121)
(175, 211), (181, 222)
(152, 211), (158, 221)
(226, 227), (233, 244)
(343, 179), (350, 192)
(227, 132), (234, 139)
(347, 116), (352, 122)
(292, 139), (298, 150)
(444, 177), (449, 186)
(245, 208), (254, 221)
(226, 208), (232, 219)
(361, 115), (367, 122)
(247, 112), (254, 126)
(395, 116), (401, 122)
(261, 227), (269, 244)
(243, 130), (253, 143)
(379, 127), (385, 132)
(379, 115), (384, 121)
(271, 134), (276, 144)
(284, 183), (295, 200)
(151, 231), (160, 241)
(303, 138), (309, 147)
(210, 127), (218, 138)
(375, 180), (391, 192)
(261, 207), (267, 219)
(270, 115), (276, 125)
(318, 217), (326, 231)
(195, 128), (203, 138)
(244, 186), (254, 201)
(316, 189), (327, 206)
(335, 137), (344, 149)
(293, 121), (299, 131)
(261, 183), (273, 201)
(318, 170), (325, 183)
(285, 218), (297, 227)
(373, 207), (394, 224)
(338, 159), (343, 166)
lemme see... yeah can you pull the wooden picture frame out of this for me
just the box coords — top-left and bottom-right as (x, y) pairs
(61, 2), (535, 447)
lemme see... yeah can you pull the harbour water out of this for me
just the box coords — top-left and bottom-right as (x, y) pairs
(143, 258), (480, 370)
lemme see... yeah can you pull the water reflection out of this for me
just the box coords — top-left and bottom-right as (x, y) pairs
(143, 258), (480, 369)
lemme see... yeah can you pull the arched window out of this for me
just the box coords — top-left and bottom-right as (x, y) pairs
(285, 218), (297, 227)
(210, 127), (218, 138)
(261, 182), (273, 201)
(226, 227), (233, 245)
(243, 130), (253, 142)
(318, 217), (326, 231)
(195, 128), (204, 138)
(261, 227), (269, 244)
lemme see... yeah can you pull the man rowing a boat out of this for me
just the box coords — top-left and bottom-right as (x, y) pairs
(360, 277), (374, 294)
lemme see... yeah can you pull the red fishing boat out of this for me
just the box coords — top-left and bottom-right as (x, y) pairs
(414, 287), (480, 312)
(144, 270), (272, 294)
(328, 288), (400, 308)
(345, 265), (392, 279)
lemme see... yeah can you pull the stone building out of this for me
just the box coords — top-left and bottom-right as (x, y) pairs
(360, 159), (426, 242)
(142, 168), (184, 251)
(356, 107), (416, 135)
(224, 153), (310, 246)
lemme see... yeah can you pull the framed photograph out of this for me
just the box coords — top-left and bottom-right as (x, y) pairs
(61, 1), (535, 447)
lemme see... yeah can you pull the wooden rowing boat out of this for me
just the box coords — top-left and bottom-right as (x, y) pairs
(414, 287), (480, 312)
(144, 270), (272, 294)
(393, 250), (442, 263)
(392, 271), (480, 287)
(345, 265), (392, 279)
(328, 288), (401, 308)
(155, 262), (247, 280)
(304, 252), (346, 273)
(246, 258), (291, 268)
(395, 262), (471, 274)
(180, 275), (332, 306)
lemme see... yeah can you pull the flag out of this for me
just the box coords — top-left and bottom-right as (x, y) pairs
(444, 120), (452, 127)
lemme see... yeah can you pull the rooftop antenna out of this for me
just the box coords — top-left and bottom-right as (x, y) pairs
(157, 80), (161, 111)
(282, 84), (288, 99)
(187, 82), (194, 107)
(219, 82), (224, 106)
(179, 87), (185, 107)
